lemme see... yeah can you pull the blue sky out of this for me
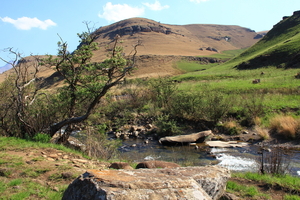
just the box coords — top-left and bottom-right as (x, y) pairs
(0, 0), (299, 66)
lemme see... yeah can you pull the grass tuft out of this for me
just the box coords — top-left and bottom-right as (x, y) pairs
(269, 115), (300, 139)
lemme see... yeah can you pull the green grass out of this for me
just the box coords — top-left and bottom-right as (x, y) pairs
(226, 180), (268, 198)
(0, 177), (67, 200)
(173, 64), (300, 113)
(0, 136), (87, 158)
(285, 195), (300, 200)
(199, 48), (248, 59)
(233, 172), (300, 191)
(229, 172), (300, 199)
(176, 61), (218, 73)
(176, 49), (248, 73)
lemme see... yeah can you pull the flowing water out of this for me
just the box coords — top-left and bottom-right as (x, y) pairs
(119, 138), (300, 176)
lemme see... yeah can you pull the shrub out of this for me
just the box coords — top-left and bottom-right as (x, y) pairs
(269, 115), (300, 139)
(32, 133), (51, 143)
(148, 77), (178, 109)
(258, 145), (293, 175)
(202, 89), (232, 123)
(218, 120), (242, 135)
(154, 115), (182, 137)
(84, 125), (121, 160)
(241, 92), (266, 126)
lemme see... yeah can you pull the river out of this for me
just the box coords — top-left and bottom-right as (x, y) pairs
(119, 138), (300, 176)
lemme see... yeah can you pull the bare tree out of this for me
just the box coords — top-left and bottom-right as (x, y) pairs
(0, 48), (46, 137)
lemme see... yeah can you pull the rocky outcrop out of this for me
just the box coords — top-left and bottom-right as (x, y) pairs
(136, 160), (180, 169)
(62, 166), (230, 200)
(101, 24), (176, 39)
(159, 130), (212, 145)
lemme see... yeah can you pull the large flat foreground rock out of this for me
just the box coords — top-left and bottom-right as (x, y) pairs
(62, 166), (230, 200)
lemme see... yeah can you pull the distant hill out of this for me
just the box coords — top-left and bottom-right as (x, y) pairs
(0, 17), (263, 84)
(87, 17), (262, 78)
(230, 11), (300, 69)
(90, 17), (261, 62)
(0, 63), (13, 74)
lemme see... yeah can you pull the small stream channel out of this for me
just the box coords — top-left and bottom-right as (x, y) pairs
(119, 138), (300, 176)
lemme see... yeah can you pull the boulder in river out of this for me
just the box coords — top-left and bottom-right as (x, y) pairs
(136, 160), (180, 169)
(159, 130), (212, 145)
(62, 166), (230, 200)
(206, 140), (249, 148)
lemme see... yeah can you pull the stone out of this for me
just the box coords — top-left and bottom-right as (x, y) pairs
(159, 130), (212, 145)
(136, 160), (180, 169)
(109, 162), (134, 170)
(221, 192), (240, 200)
(206, 141), (249, 148)
(73, 159), (88, 164)
(145, 124), (153, 129)
(62, 172), (74, 179)
(48, 154), (58, 159)
(47, 158), (55, 161)
(62, 166), (230, 200)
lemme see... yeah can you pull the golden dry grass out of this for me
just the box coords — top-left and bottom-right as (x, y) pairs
(254, 125), (270, 140)
(269, 115), (300, 139)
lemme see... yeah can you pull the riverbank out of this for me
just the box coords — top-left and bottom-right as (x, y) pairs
(1, 136), (300, 199)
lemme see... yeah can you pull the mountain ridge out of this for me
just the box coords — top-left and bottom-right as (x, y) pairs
(90, 17), (261, 62)
(0, 17), (263, 83)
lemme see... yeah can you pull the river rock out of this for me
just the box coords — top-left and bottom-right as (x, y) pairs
(136, 160), (180, 169)
(159, 130), (212, 145)
(206, 140), (249, 148)
(109, 162), (134, 170)
(62, 166), (230, 200)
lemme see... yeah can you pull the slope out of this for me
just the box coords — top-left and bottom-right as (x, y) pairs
(90, 17), (260, 61)
(227, 11), (300, 69)
(0, 17), (262, 83)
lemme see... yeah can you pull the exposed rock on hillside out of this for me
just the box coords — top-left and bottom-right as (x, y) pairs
(62, 166), (230, 200)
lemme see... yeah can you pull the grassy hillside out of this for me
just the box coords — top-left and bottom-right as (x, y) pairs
(228, 11), (300, 69)
(172, 11), (300, 127)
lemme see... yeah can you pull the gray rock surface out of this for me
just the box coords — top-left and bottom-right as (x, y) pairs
(159, 130), (212, 145)
(62, 166), (230, 200)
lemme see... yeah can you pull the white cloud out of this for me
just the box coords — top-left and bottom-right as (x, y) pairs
(98, 2), (145, 22)
(143, 1), (170, 11)
(0, 16), (56, 30)
(190, 0), (210, 3)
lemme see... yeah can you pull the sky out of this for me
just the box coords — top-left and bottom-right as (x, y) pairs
(1, 0), (300, 67)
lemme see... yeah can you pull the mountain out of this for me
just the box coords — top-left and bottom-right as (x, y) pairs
(0, 62), (13, 74)
(230, 11), (300, 69)
(86, 17), (262, 78)
(0, 18), (263, 83)
(90, 17), (261, 62)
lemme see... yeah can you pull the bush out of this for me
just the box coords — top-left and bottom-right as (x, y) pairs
(148, 77), (178, 109)
(258, 145), (293, 175)
(241, 92), (266, 126)
(154, 115), (182, 137)
(32, 133), (51, 143)
(83, 125), (121, 160)
(219, 120), (242, 135)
